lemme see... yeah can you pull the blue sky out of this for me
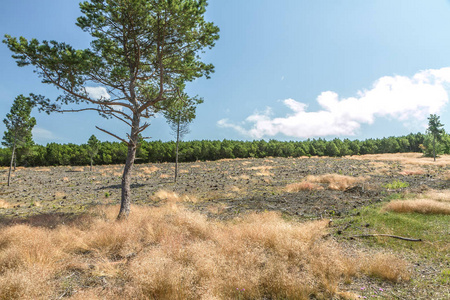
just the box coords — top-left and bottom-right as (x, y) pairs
(1, 0), (450, 145)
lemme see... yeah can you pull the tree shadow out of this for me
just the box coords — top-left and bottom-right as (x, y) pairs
(96, 183), (146, 190)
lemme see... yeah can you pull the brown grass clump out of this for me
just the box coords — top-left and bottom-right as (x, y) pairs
(399, 168), (425, 176)
(363, 253), (411, 282)
(424, 190), (450, 202)
(153, 190), (199, 204)
(285, 181), (323, 192)
(0, 204), (410, 299)
(71, 166), (85, 172)
(0, 199), (10, 209)
(443, 171), (450, 181)
(383, 199), (450, 215)
(159, 173), (171, 179)
(35, 167), (51, 172)
(284, 174), (366, 192)
(140, 165), (159, 175)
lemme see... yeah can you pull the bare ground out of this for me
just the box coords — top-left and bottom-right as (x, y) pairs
(0, 153), (449, 299)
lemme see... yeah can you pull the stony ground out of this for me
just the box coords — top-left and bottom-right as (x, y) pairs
(1, 155), (448, 220)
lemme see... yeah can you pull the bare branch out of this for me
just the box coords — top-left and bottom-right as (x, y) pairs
(95, 126), (129, 145)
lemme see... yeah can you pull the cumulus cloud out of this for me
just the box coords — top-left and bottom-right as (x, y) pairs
(85, 86), (110, 100)
(218, 67), (450, 138)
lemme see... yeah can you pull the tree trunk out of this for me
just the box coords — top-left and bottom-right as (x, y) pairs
(117, 115), (140, 220)
(90, 158), (93, 172)
(433, 135), (436, 162)
(7, 142), (16, 187)
(175, 115), (180, 183)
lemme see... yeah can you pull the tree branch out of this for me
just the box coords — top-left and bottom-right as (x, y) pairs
(95, 126), (129, 145)
(350, 234), (422, 242)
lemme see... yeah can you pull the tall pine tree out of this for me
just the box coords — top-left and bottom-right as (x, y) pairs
(2, 95), (36, 186)
(4, 0), (219, 218)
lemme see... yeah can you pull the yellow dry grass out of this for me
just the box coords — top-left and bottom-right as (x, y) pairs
(0, 199), (10, 209)
(297, 174), (367, 191)
(71, 166), (85, 172)
(0, 204), (411, 299)
(139, 165), (159, 175)
(35, 168), (51, 172)
(349, 152), (450, 166)
(159, 174), (171, 179)
(398, 168), (425, 176)
(362, 252), (411, 283)
(383, 199), (450, 215)
(383, 189), (450, 215)
(153, 190), (199, 203)
(285, 181), (324, 192)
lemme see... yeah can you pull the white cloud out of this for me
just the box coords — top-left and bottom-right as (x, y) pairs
(32, 127), (57, 141)
(85, 86), (110, 100)
(218, 67), (450, 138)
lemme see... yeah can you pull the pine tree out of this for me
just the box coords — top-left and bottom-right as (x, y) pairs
(426, 114), (445, 161)
(4, 0), (219, 218)
(2, 95), (36, 186)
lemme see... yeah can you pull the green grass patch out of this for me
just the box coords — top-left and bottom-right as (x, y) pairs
(336, 204), (450, 264)
(383, 180), (410, 189)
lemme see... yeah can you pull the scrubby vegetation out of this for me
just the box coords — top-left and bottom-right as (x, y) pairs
(0, 203), (412, 300)
(2, 132), (450, 167)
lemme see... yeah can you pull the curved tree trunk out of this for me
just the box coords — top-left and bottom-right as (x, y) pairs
(117, 114), (140, 220)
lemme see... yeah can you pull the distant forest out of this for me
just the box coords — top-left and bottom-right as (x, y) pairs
(1, 132), (449, 167)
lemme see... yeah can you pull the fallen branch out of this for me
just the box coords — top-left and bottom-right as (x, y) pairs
(350, 234), (422, 242)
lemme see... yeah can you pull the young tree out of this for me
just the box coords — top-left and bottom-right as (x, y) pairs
(2, 95), (36, 186)
(86, 134), (100, 171)
(4, 0), (219, 218)
(160, 92), (203, 182)
(427, 114), (445, 161)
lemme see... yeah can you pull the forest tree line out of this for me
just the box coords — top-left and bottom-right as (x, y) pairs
(1, 132), (449, 167)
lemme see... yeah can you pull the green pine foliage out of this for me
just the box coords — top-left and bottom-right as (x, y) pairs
(0, 132), (442, 167)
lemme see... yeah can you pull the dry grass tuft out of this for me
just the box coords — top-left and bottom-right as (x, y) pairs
(286, 174), (367, 192)
(140, 165), (159, 175)
(0, 204), (411, 299)
(443, 171), (450, 181)
(0, 199), (10, 209)
(424, 190), (450, 202)
(383, 199), (450, 215)
(153, 190), (199, 204)
(285, 181), (323, 192)
(363, 253), (411, 282)
(35, 168), (51, 172)
(399, 168), (425, 176)
(71, 166), (85, 172)
(159, 174), (171, 179)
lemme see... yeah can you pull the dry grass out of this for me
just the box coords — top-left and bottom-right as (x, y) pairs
(383, 189), (450, 215)
(35, 168), (51, 172)
(0, 199), (10, 209)
(285, 181), (324, 192)
(443, 171), (450, 181)
(159, 174), (171, 179)
(362, 253), (411, 283)
(398, 168), (425, 176)
(383, 199), (450, 215)
(424, 190), (450, 202)
(139, 166), (159, 175)
(71, 166), (85, 172)
(0, 204), (411, 299)
(350, 152), (450, 166)
(153, 190), (199, 203)
(286, 174), (367, 192)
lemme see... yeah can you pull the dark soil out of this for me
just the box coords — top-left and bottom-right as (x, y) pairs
(1, 156), (448, 221)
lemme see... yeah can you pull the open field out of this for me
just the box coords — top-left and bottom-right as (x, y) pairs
(0, 153), (449, 299)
